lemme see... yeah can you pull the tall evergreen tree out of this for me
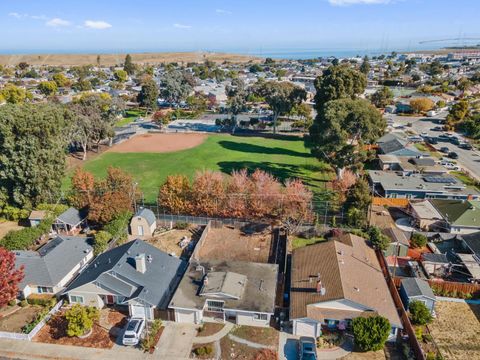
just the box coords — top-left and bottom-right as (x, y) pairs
(123, 54), (135, 75)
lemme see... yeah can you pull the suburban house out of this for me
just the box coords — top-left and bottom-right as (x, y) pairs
(429, 199), (480, 234)
(399, 278), (436, 314)
(130, 207), (157, 238)
(409, 200), (445, 231)
(15, 236), (93, 298)
(378, 155), (446, 176)
(28, 210), (47, 227)
(64, 239), (187, 320)
(289, 234), (402, 339)
(169, 260), (278, 327)
(52, 207), (87, 235)
(383, 227), (409, 257)
(458, 232), (480, 282)
(369, 171), (480, 200)
(376, 133), (422, 157)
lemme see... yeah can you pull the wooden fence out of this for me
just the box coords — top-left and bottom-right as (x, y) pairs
(372, 197), (410, 208)
(377, 252), (426, 360)
(393, 276), (480, 296)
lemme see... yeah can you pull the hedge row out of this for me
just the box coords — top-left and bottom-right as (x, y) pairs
(0, 217), (53, 250)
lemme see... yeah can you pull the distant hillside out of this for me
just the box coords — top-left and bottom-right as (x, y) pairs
(0, 51), (262, 67)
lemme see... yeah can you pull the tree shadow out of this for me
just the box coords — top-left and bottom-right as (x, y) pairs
(218, 140), (311, 158)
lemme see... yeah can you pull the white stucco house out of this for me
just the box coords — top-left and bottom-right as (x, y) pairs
(169, 260), (278, 327)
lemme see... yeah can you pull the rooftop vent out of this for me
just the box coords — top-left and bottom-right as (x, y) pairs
(354, 287), (360, 292)
(316, 280), (326, 296)
(147, 254), (153, 263)
(203, 275), (208, 286)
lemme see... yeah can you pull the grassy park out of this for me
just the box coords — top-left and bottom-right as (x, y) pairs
(114, 109), (146, 127)
(70, 134), (333, 204)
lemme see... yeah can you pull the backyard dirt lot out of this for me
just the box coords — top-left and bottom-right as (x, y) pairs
(0, 221), (24, 240)
(428, 301), (480, 360)
(197, 225), (273, 263)
(108, 133), (208, 153)
(0, 306), (43, 333)
(149, 227), (203, 257)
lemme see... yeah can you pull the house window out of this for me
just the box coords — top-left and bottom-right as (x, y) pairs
(325, 319), (339, 328)
(37, 286), (53, 294)
(253, 313), (268, 321)
(206, 300), (224, 312)
(70, 295), (84, 304)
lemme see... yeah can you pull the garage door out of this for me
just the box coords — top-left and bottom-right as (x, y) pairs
(294, 320), (318, 337)
(175, 309), (196, 323)
(130, 305), (147, 319)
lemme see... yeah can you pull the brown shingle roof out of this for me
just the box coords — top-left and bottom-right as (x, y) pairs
(290, 234), (402, 327)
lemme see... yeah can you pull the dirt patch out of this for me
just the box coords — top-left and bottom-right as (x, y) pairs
(196, 323), (225, 337)
(230, 325), (279, 347)
(108, 133), (207, 153)
(0, 220), (24, 240)
(0, 305), (43, 333)
(149, 227), (203, 257)
(342, 350), (386, 360)
(105, 309), (128, 328)
(34, 314), (115, 349)
(220, 336), (263, 360)
(428, 301), (480, 360)
(197, 225), (272, 263)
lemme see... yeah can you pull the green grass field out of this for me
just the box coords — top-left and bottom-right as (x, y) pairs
(70, 134), (333, 203)
(114, 109), (146, 127)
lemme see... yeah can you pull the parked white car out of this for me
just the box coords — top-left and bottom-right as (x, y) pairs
(122, 318), (145, 346)
(440, 161), (460, 170)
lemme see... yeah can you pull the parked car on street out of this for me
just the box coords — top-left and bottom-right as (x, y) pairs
(448, 152), (459, 159)
(459, 142), (473, 150)
(122, 318), (145, 346)
(440, 147), (450, 153)
(298, 336), (318, 360)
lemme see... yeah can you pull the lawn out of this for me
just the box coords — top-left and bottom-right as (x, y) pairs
(451, 171), (480, 191)
(291, 237), (326, 250)
(73, 134), (333, 204)
(114, 109), (146, 127)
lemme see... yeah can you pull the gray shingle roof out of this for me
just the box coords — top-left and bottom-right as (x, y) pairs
(56, 207), (86, 226)
(422, 253), (449, 263)
(135, 208), (156, 226)
(15, 236), (93, 288)
(461, 232), (480, 256)
(401, 278), (435, 299)
(65, 239), (187, 309)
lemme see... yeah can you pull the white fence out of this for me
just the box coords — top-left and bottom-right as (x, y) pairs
(0, 299), (64, 341)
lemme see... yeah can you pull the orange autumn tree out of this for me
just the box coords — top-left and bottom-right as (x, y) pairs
(158, 174), (192, 214)
(248, 169), (282, 219)
(280, 178), (314, 232)
(332, 169), (357, 204)
(224, 169), (250, 218)
(71, 167), (95, 209)
(191, 170), (226, 216)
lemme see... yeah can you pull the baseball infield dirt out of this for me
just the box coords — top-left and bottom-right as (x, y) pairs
(109, 133), (208, 153)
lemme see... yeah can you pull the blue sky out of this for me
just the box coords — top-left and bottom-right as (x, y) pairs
(0, 0), (479, 54)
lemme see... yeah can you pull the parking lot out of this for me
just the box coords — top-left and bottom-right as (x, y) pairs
(386, 112), (480, 181)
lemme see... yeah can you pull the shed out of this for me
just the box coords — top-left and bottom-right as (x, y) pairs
(130, 208), (156, 238)
(52, 207), (87, 235)
(399, 278), (436, 313)
(28, 210), (47, 227)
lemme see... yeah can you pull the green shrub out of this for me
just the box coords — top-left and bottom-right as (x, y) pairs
(22, 307), (50, 334)
(422, 333), (433, 343)
(141, 319), (163, 352)
(194, 345), (213, 356)
(1, 206), (30, 221)
(174, 221), (189, 230)
(414, 326), (423, 340)
(411, 233), (427, 248)
(426, 352), (436, 360)
(93, 230), (112, 255)
(36, 203), (69, 217)
(367, 226), (390, 250)
(409, 300), (433, 325)
(27, 297), (57, 307)
(352, 316), (391, 352)
(65, 304), (99, 337)
(8, 299), (16, 306)
(19, 300), (28, 307)
(104, 211), (131, 245)
(0, 217), (53, 250)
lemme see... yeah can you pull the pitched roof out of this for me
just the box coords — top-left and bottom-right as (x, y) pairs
(200, 271), (247, 299)
(28, 210), (47, 220)
(430, 200), (480, 227)
(135, 208), (156, 227)
(422, 253), (449, 263)
(461, 232), (480, 256)
(290, 234), (401, 327)
(401, 278), (435, 299)
(56, 207), (87, 226)
(65, 239), (187, 308)
(410, 200), (443, 220)
(15, 236), (92, 288)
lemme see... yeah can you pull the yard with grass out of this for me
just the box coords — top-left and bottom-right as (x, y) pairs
(428, 301), (480, 360)
(291, 236), (326, 250)
(114, 109), (146, 127)
(450, 171), (480, 191)
(229, 325), (279, 347)
(69, 134), (333, 204)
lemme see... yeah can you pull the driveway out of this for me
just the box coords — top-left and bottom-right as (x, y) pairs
(154, 322), (197, 360)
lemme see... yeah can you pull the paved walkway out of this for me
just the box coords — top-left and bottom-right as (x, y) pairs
(228, 334), (275, 349)
(316, 337), (353, 360)
(436, 296), (480, 304)
(192, 322), (233, 344)
(155, 322), (197, 359)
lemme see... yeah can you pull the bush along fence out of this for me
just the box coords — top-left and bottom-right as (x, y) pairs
(0, 300), (63, 341)
(393, 276), (480, 299)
